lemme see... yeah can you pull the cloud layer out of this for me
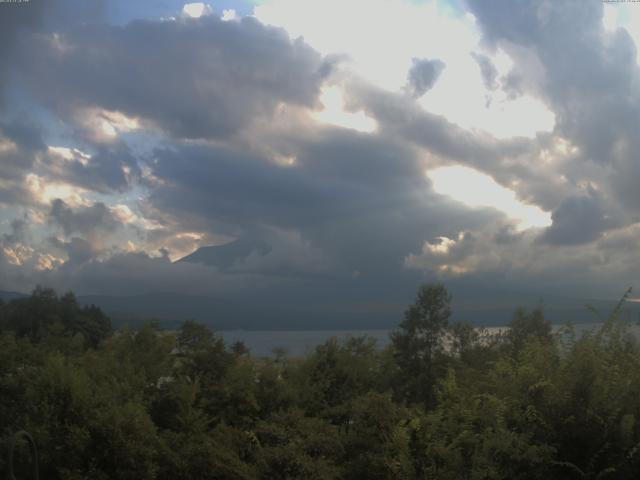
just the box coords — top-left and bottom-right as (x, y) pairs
(1, 0), (640, 313)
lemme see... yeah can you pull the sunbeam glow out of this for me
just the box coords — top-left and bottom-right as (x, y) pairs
(427, 165), (551, 230)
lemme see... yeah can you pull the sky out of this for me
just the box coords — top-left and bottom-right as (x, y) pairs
(1, 0), (640, 310)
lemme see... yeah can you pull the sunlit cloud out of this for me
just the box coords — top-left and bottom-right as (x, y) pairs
(404, 233), (475, 276)
(311, 86), (377, 133)
(73, 108), (141, 143)
(426, 165), (552, 230)
(271, 153), (297, 167)
(26, 174), (89, 207)
(221, 9), (239, 21)
(0, 139), (18, 155)
(111, 204), (137, 224)
(2, 244), (34, 266)
(48, 146), (91, 166)
(163, 231), (206, 261)
(422, 234), (462, 256)
(36, 253), (65, 271)
(1, 243), (62, 271)
(182, 2), (213, 19)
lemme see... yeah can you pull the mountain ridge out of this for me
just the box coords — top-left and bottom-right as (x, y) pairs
(3, 289), (637, 331)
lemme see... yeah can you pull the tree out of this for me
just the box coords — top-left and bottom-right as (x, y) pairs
(231, 340), (250, 357)
(391, 284), (452, 407)
(254, 409), (343, 479)
(175, 320), (233, 420)
(341, 392), (412, 479)
(176, 320), (215, 354)
(0, 288), (111, 348)
(506, 306), (552, 356)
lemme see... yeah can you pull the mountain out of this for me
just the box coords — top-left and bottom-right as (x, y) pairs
(173, 240), (640, 329)
(76, 290), (640, 330)
(0, 290), (28, 302)
(3, 287), (638, 331)
(177, 237), (270, 269)
(75, 292), (400, 330)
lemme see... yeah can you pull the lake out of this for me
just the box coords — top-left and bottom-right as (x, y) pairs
(220, 329), (392, 357)
(220, 322), (638, 357)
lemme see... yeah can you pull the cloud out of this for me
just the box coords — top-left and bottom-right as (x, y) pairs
(470, 52), (498, 91)
(539, 191), (622, 245)
(466, 0), (640, 209)
(182, 3), (213, 19)
(44, 144), (140, 194)
(0, 118), (46, 206)
(141, 126), (505, 279)
(49, 236), (101, 265)
(2, 0), (640, 306)
(0, 1), (46, 102)
(49, 199), (121, 236)
(406, 58), (445, 97)
(18, 14), (327, 140)
(41, 250), (288, 297)
(2, 218), (29, 245)
(180, 226), (333, 278)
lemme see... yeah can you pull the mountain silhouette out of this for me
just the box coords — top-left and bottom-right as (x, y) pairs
(176, 236), (271, 269)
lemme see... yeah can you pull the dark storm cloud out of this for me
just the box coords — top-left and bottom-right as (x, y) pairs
(0, 1), (46, 101)
(47, 250), (283, 297)
(49, 236), (99, 265)
(2, 219), (29, 245)
(144, 130), (500, 278)
(406, 58), (445, 97)
(539, 192), (621, 246)
(19, 14), (327, 140)
(0, 0), (108, 103)
(147, 133), (423, 230)
(49, 199), (121, 236)
(0, 118), (46, 206)
(0, 118), (45, 179)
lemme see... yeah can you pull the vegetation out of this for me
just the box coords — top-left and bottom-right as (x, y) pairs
(1, 284), (640, 479)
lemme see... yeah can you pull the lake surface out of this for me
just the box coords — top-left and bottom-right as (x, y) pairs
(220, 322), (639, 357)
(220, 329), (392, 357)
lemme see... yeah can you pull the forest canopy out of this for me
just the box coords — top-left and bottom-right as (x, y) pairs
(1, 284), (639, 479)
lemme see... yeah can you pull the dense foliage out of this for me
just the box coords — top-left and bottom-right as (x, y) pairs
(1, 284), (640, 479)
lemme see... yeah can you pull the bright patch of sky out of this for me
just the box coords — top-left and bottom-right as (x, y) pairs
(182, 3), (214, 18)
(253, 0), (555, 139)
(419, 53), (555, 138)
(603, 3), (640, 64)
(104, 0), (253, 25)
(426, 166), (552, 231)
(311, 86), (377, 133)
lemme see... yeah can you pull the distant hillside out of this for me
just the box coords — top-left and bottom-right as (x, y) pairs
(0, 290), (27, 302)
(76, 292), (398, 330)
(3, 288), (638, 331)
(73, 291), (640, 331)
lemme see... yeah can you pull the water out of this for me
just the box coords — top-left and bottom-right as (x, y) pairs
(221, 322), (640, 357)
(220, 329), (392, 357)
